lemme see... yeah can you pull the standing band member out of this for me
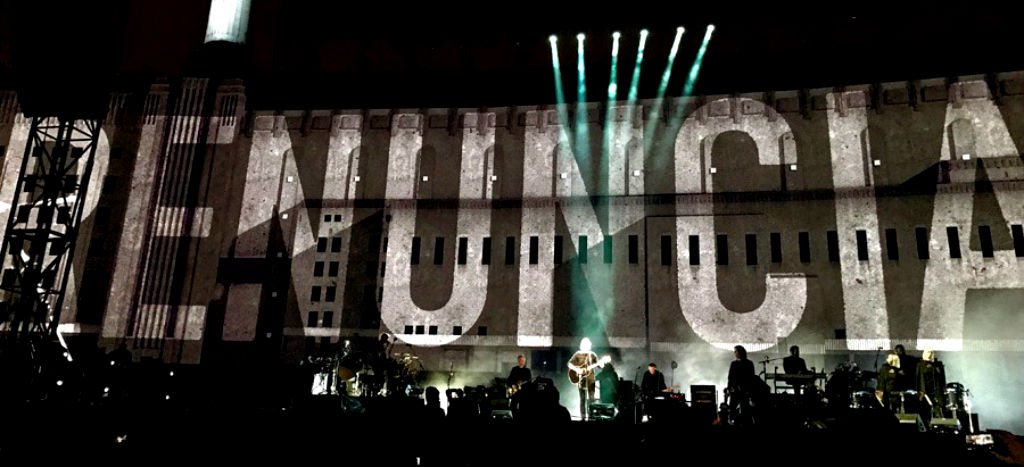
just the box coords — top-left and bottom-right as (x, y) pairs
(508, 354), (532, 392)
(567, 337), (608, 420)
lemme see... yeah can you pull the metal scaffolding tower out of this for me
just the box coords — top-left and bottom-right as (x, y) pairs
(0, 117), (102, 340)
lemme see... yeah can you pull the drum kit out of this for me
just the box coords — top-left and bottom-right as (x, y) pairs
(825, 362), (874, 409)
(332, 349), (424, 398)
(828, 362), (972, 417)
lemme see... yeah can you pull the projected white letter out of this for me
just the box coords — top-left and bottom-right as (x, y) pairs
(826, 90), (891, 350)
(918, 80), (1024, 351)
(674, 97), (807, 350)
(381, 113), (493, 346)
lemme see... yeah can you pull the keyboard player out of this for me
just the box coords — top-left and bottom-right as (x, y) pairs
(783, 345), (813, 396)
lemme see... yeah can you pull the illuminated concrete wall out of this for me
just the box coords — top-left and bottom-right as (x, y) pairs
(2, 73), (1024, 430)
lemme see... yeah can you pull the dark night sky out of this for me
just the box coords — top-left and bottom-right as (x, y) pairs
(2, 1), (1024, 111)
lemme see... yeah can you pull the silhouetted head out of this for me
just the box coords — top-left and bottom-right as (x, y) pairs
(734, 345), (747, 360)
(425, 386), (440, 405)
(789, 345), (800, 357)
(648, 363), (658, 375)
(579, 337), (592, 353)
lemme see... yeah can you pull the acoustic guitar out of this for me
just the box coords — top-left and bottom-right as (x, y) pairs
(567, 355), (611, 385)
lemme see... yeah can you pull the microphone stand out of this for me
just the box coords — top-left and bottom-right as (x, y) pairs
(633, 366), (642, 424)
(758, 357), (784, 379)
(447, 361), (454, 390)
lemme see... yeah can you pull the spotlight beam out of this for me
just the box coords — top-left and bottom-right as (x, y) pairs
(549, 35), (571, 145)
(643, 26), (685, 157)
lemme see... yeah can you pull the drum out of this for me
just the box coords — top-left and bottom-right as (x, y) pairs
(945, 382), (965, 412)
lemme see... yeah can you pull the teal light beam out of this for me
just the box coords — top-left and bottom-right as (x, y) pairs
(643, 26), (685, 156)
(601, 32), (621, 199)
(575, 33), (589, 174)
(549, 35), (571, 145)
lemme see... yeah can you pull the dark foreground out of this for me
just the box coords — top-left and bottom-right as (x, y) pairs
(1, 400), (1017, 466)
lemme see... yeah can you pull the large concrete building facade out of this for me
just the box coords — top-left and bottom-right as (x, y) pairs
(1, 73), (1022, 428)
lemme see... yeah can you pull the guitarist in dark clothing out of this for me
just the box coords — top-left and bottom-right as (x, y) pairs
(507, 355), (533, 390)
(568, 338), (604, 420)
(726, 345), (758, 424)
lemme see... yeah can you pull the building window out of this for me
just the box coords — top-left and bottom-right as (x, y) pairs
(856, 230), (869, 261)
(505, 236), (515, 265)
(770, 232), (782, 263)
(946, 226), (961, 259)
(798, 231), (810, 263)
(978, 225), (994, 258)
(481, 237), (491, 265)
(885, 228), (899, 261)
(661, 235), (673, 266)
(745, 234), (758, 266)
(826, 231), (839, 263)
(411, 237), (421, 265)
(457, 238), (468, 265)
(433, 237), (445, 265)
(715, 235), (728, 266)
(915, 227), (929, 260)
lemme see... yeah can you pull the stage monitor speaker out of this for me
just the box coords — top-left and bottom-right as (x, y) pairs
(690, 385), (717, 425)
(690, 385), (716, 406)
(589, 402), (616, 421)
(897, 413), (926, 432)
(617, 379), (635, 404)
(930, 417), (960, 432)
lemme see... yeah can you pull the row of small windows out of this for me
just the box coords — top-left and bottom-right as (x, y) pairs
(400, 325), (487, 336)
(312, 261), (341, 277)
(306, 311), (334, 327)
(310, 286), (337, 302)
(323, 214), (343, 223)
(403, 224), (1024, 266)
(315, 236), (344, 253)
(309, 226), (1024, 303)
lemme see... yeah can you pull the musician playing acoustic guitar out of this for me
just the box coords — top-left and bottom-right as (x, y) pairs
(567, 338), (609, 420)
